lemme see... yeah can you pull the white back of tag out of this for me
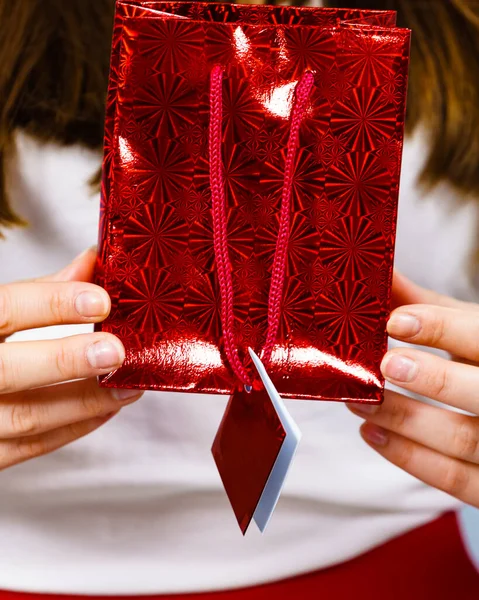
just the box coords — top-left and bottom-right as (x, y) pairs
(248, 348), (302, 533)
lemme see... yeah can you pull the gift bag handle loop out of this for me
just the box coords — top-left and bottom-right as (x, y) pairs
(209, 66), (314, 388)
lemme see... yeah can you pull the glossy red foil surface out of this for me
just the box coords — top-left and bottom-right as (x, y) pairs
(212, 386), (286, 533)
(96, 1), (411, 403)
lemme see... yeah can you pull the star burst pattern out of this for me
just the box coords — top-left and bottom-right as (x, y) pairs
(168, 249), (204, 290)
(284, 28), (336, 77)
(124, 204), (188, 268)
(174, 186), (210, 225)
(98, 3), (410, 401)
(185, 272), (247, 339)
(376, 136), (401, 176)
(130, 139), (194, 202)
(339, 29), (403, 87)
(326, 153), (391, 215)
(279, 278), (315, 338)
(223, 78), (264, 143)
(321, 217), (386, 279)
(310, 194), (345, 232)
(222, 145), (258, 207)
(136, 20), (204, 74)
(245, 125), (285, 163)
(331, 88), (396, 152)
(316, 281), (381, 345)
(234, 255), (267, 296)
(121, 269), (183, 332)
(314, 131), (348, 170)
(134, 74), (197, 138)
(264, 148), (324, 211)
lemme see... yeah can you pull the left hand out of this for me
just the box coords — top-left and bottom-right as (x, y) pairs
(348, 272), (479, 508)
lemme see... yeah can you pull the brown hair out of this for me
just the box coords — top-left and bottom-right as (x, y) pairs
(324, 0), (479, 197)
(1, 0), (479, 231)
(0, 0), (114, 229)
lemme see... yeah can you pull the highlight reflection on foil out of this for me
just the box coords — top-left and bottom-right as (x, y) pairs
(274, 346), (382, 387)
(118, 136), (135, 167)
(262, 81), (297, 119)
(234, 26), (250, 60)
(135, 340), (224, 389)
(233, 25), (297, 120)
(133, 340), (380, 391)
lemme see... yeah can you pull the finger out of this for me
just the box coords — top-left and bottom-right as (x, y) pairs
(0, 379), (142, 439)
(387, 304), (479, 362)
(359, 423), (479, 508)
(33, 247), (98, 284)
(380, 348), (479, 414)
(391, 271), (476, 311)
(0, 412), (118, 471)
(349, 391), (479, 464)
(0, 281), (111, 338)
(0, 333), (125, 394)
(0, 283), (111, 337)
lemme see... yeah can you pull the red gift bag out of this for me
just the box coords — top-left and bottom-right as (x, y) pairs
(96, 1), (411, 531)
(97, 0), (410, 402)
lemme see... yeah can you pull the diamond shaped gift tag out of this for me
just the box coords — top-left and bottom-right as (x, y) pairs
(212, 350), (301, 534)
(212, 385), (285, 534)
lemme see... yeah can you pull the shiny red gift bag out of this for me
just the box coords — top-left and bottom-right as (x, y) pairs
(97, 0), (410, 401)
(96, 1), (410, 531)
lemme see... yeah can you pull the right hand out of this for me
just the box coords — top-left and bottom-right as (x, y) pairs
(0, 248), (142, 470)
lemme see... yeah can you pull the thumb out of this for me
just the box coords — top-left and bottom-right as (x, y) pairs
(36, 247), (98, 283)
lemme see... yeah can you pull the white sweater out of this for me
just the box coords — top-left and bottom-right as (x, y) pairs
(0, 128), (475, 594)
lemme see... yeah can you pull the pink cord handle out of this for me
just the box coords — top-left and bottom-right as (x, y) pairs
(209, 66), (315, 388)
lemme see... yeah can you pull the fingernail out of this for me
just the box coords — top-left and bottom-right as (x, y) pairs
(111, 389), (143, 403)
(87, 340), (124, 370)
(361, 424), (389, 447)
(348, 402), (379, 416)
(388, 313), (421, 338)
(75, 291), (108, 318)
(382, 354), (418, 383)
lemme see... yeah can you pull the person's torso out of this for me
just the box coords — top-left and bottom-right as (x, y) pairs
(0, 130), (473, 594)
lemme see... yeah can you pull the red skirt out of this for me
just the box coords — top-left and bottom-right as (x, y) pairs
(1, 513), (478, 600)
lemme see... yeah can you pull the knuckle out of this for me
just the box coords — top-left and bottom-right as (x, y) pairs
(0, 288), (14, 336)
(79, 384), (108, 419)
(451, 420), (479, 462)
(440, 462), (470, 498)
(9, 402), (38, 437)
(16, 435), (47, 461)
(68, 421), (89, 438)
(394, 438), (415, 471)
(54, 341), (83, 380)
(0, 354), (13, 394)
(425, 366), (450, 400)
(426, 313), (446, 348)
(67, 418), (101, 440)
(48, 288), (71, 324)
(387, 399), (412, 431)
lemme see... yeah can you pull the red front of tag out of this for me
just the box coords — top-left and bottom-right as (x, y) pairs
(212, 386), (286, 534)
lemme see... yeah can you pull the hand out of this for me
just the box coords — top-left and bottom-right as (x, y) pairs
(349, 272), (479, 508)
(0, 248), (142, 470)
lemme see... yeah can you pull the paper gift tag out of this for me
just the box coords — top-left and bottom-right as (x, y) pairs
(212, 349), (301, 534)
(249, 349), (302, 533)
